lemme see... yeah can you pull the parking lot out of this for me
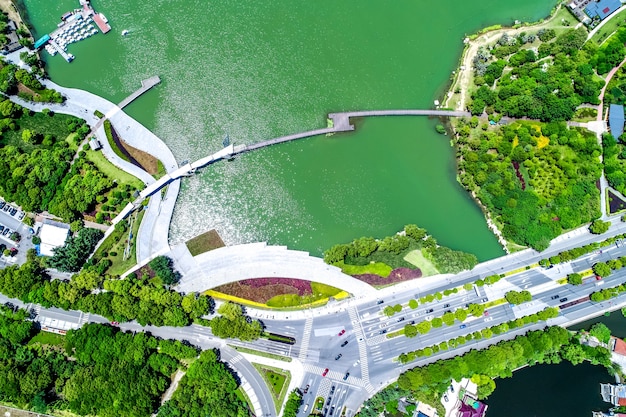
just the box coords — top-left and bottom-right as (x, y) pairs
(0, 202), (34, 266)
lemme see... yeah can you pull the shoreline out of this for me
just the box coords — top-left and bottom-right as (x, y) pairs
(441, 3), (569, 253)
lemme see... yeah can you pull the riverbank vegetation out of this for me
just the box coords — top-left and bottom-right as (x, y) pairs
(454, 26), (613, 250)
(323, 224), (478, 283)
(0, 99), (140, 223)
(362, 326), (613, 417)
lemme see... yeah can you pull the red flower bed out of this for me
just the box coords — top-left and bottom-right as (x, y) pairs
(352, 267), (421, 285)
(214, 281), (304, 303)
(239, 277), (312, 296)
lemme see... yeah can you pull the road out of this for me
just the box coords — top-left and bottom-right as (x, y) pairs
(2, 217), (626, 416)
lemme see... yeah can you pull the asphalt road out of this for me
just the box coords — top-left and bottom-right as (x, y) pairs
(3, 218), (626, 416)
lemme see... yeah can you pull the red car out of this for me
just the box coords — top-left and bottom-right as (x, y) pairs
(338, 329), (346, 336)
(322, 368), (329, 377)
(484, 311), (489, 316)
(111, 321), (120, 326)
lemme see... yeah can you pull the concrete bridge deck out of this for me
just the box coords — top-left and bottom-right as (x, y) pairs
(118, 76), (161, 109)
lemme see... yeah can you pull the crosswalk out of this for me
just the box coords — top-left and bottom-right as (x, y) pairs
(347, 306), (370, 381)
(299, 317), (314, 360)
(79, 312), (90, 326)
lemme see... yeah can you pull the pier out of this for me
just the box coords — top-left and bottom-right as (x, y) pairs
(118, 76), (162, 109)
(48, 39), (74, 62)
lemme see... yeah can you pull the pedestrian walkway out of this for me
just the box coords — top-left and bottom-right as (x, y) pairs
(299, 318), (314, 361)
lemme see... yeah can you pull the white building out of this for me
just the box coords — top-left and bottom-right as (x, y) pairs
(39, 219), (70, 257)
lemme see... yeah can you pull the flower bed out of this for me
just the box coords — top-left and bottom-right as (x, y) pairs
(214, 277), (314, 304)
(353, 267), (422, 286)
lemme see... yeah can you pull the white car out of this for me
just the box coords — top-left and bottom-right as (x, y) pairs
(484, 316), (493, 322)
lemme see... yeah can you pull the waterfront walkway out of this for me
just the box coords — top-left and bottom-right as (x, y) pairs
(118, 76), (161, 109)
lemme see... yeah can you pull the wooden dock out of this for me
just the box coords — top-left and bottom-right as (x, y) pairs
(118, 76), (161, 109)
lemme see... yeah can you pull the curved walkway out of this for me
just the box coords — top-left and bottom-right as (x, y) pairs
(4, 49), (179, 263)
(170, 242), (378, 296)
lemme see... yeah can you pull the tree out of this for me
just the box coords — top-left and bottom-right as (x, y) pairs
(593, 262), (612, 278)
(408, 299), (418, 309)
(283, 389), (303, 417)
(149, 256), (181, 286)
(589, 323), (612, 344)
(416, 321), (432, 335)
(468, 303), (485, 317)
(567, 273), (583, 285)
(590, 220), (610, 234)
(47, 228), (103, 272)
(404, 324), (418, 338)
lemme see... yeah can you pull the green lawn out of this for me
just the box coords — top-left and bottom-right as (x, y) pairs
(253, 364), (291, 413)
(85, 150), (144, 188)
(336, 261), (392, 277)
(107, 210), (144, 276)
(591, 8), (626, 45)
(403, 249), (439, 276)
(185, 229), (225, 256)
(0, 111), (78, 150)
(28, 331), (65, 346)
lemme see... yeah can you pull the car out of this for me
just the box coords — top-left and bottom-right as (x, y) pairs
(484, 317), (493, 322)
(330, 406), (335, 416)
(3, 228), (10, 236)
(326, 398), (331, 406)
(596, 275), (603, 280)
(551, 295), (559, 300)
(409, 320), (415, 325)
(426, 308), (434, 313)
(459, 324), (467, 329)
(0, 226), (4, 233)
(377, 300), (384, 305)
(338, 329), (345, 336)
(483, 310), (489, 316)
(443, 303), (450, 308)
(444, 394), (449, 402)
(450, 385), (455, 393)
(465, 303), (470, 308)
(18, 212), (24, 220)
(303, 384), (309, 394)
(322, 368), (329, 377)
(397, 317), (405, 322)
(343, 372), (350, 380)
(9, 208), (16, 216)
(425, 315), (434, 321)
(323, 408), (328, 416)
(559, 298), (568, 303)
(0, 202), (4, 209)
(481, 297), (488, 302)
(379, 329), (387, 334)
(340, 340), (348, 347)
(110, 321), (119, 326)
(445, 310), (452, 314)
(335, 354), (342, 360)
(2, 205), (9, 212)
(330, 385), (335, 394)
(4, 302), (14, 310)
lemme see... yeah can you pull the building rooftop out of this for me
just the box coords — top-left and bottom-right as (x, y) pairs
(610, 104), (625, 139)
(39, 219), (70, 257)
(585, 0), (621, 20)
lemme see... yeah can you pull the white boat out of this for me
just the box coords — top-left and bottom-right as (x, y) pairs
(98, 13), (108, 23)
(121, 29), (129, 36)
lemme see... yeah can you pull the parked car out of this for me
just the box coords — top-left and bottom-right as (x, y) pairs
(3, 228), (10, 236)
(0, 226), (4, 233)
(2, 205), (9, 212)
(9, 208), (17, 216)
(338, 329), (345, 336)
(326, 398), (331, 406)
(330, 385), (335, 394)
(322, 368), (329, 377)
(343, 372), (350, 381)
(0, 202), (4, 209)
(110, 321), (119, 326)
(330, 406), (335, 416)
(335, 354), (342, 360)
(340, 340), (348, 347)
(18, 212), (24, 220)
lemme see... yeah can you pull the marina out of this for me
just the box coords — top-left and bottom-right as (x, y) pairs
(33, 0), (111, 62)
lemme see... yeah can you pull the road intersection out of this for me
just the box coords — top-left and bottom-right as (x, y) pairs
(3, 217), (626, 416)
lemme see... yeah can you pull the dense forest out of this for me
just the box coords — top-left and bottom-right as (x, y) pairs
(460, 27), (613, 249)
(0, 306), (247, 417)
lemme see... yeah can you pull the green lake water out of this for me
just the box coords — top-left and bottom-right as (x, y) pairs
(23, 0), (556, 259)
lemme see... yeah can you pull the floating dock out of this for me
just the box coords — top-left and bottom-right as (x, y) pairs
(92, 13), (110, 34)
(48, 39), (74, 62)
